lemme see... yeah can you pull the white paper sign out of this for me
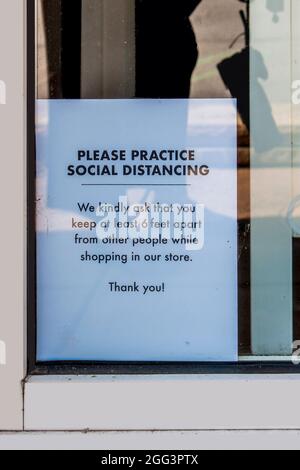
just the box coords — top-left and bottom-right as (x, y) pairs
(36, 99), (237, 362)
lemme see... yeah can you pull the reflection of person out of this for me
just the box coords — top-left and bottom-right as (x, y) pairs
(136, 0), (202, 99)
(42, 0), (82, 98)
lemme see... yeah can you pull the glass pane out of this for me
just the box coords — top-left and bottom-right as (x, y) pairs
(35, 0), (298, 363)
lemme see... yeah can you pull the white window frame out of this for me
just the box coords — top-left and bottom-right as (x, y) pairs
(2, 0), (300, 432)
(0, 0), (26, 431)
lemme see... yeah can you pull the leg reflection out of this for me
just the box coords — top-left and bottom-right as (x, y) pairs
(136, 0), (202, 99)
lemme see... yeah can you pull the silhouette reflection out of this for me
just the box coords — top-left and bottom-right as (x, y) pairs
(217, 2), (282, 152)
(136, 0), (202, 98)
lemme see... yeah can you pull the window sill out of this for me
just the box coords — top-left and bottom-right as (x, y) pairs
(24, 374), (300, 431)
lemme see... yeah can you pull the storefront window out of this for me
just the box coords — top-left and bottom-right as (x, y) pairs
(34, 0), (298, 363)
